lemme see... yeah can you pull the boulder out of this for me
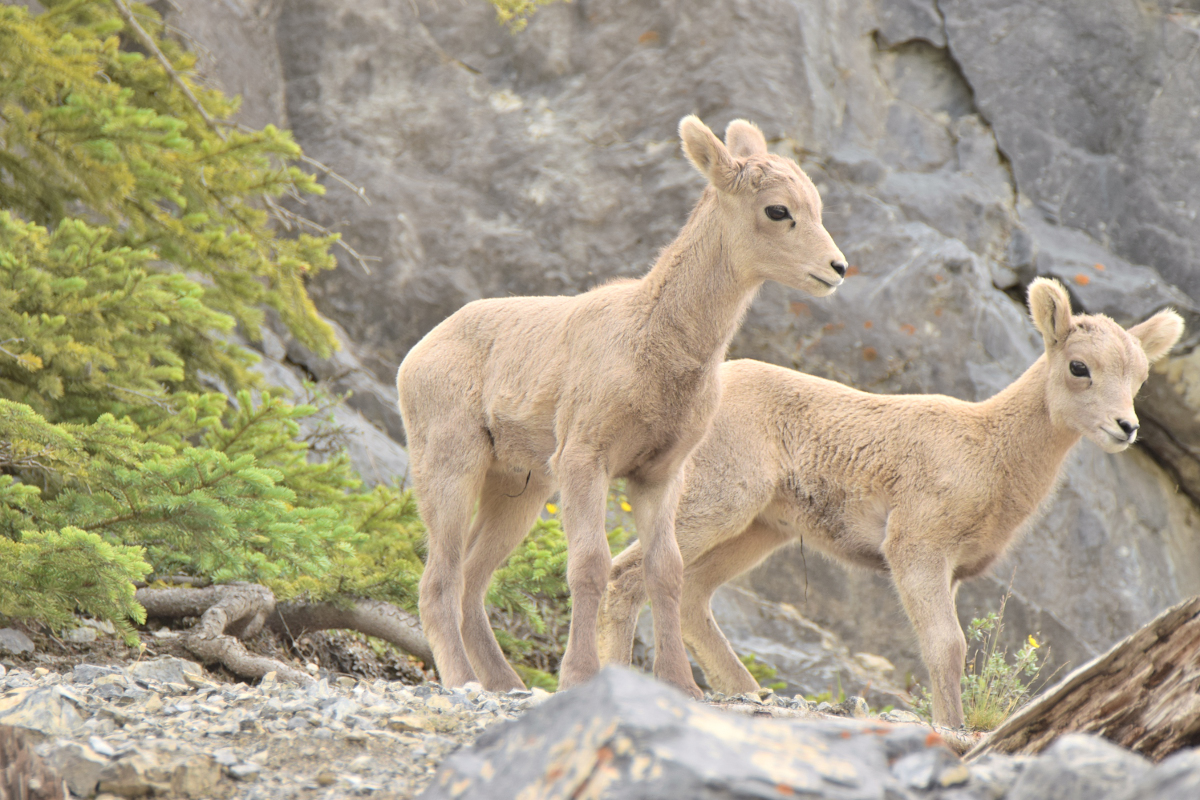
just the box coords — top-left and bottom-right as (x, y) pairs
(417, 666), (963, 799)
(124, 656), (205, 688)
(0, 725), (64, 800)
(1115, 749), (1200, 800)
(43, 742), (108, 799)
(1005, 734), (1150, 800)
(0, 628), (34, 656)
(0, 688), (84, 738)
(939, 0), (1200, 302)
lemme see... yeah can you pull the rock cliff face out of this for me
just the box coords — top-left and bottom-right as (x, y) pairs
(161, 0), (1200, 687)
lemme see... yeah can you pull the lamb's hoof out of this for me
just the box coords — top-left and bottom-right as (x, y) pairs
(557, 662), (600, 691)
(656, 671), (703, 700)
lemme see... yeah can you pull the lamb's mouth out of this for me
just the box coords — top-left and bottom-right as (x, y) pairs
(1103, 428), (1133, 446)
(812, 275), (840, 289)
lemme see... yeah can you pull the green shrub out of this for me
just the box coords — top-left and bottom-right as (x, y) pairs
(0, 0), (602, 672)
(739, 653), (787, 693)
(911, 595), (1049, 730)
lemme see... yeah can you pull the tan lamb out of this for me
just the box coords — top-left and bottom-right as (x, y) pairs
(598, 278), (1183, 726)
(396, 115), (848, 696)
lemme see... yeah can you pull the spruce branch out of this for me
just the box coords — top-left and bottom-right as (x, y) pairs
(111, 0), (375, 276)
(109, 0), (219, 132)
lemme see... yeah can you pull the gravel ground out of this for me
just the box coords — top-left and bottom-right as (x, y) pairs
(2, 657), (907, 799)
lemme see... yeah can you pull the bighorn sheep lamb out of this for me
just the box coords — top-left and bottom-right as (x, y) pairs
(599, 278), (1183, 726)
(397, 116), (848, 697)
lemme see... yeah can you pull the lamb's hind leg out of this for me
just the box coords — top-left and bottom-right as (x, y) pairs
(680, 521), (791, 695)
(598, 541), (648, 667)
(460, 468), (551, 691)
(412, 430), (490, 688)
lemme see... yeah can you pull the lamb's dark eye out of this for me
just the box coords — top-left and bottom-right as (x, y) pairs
(1069, 361), (1090, 378)
(765, 205), (791, 221)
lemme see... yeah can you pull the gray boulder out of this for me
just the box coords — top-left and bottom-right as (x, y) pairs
(417, 666), (960, 799)
(43, 742), (107, 800)
(1115, 749), (1200, 800)
(124, 656), (205, 688)
(0, 688), (84, 738)
(1006, 734), (1150, 800)
(0, 628), (34, 656)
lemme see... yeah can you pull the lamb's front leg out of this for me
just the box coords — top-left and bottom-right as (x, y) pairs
(557, 454), (613, 690)
(628, 472), (703, 699)
(884, 530), (966, 729)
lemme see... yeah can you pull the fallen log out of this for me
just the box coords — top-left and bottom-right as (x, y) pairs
(137, 583), (434, 685)
(970, 595), (1200, 762)
(138, 583), (313, 685)
(266, 598), (433, 667)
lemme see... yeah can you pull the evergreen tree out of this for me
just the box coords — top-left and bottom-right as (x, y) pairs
(0, 0), (583, 675)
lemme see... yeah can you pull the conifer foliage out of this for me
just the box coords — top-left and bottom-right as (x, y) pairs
(0, 0), (576, 678)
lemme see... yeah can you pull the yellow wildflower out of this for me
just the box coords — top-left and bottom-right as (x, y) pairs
(545, 503), (558, 514)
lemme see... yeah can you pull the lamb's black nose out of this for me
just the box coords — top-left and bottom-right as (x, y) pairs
(831, 260), (848, 278)
(1117, 418), (1139, 438)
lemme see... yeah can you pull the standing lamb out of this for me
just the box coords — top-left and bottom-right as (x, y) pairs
(397, 116), (848, 697)
(598, 278), (1183, 726)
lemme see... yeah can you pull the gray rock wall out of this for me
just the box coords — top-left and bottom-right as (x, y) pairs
(160, 0), (1200, 687)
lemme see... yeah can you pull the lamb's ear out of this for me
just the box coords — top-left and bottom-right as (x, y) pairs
(1128, 309), (1185, 363)
(1028, 277), (1073, 349)
(725, 119), (767, 159)
(680, 115), (739, 192)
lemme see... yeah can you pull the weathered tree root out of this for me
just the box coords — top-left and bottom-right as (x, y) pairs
(266, 598), (434, 667)
(970, 595), (1200, 762)
(137, 584), (312, 685)
(137, 584), (435, 685)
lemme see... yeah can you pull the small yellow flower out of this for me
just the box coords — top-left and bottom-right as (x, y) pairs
(620, 500), (632, 512)
(1028, 635), (1040, 649)
(545, 503), (558, 514)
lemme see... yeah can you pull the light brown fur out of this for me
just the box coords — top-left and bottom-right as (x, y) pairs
(397, 116), (847, 696)
(599, 279), (1183, 726)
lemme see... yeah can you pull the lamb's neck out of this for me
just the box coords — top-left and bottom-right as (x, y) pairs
(980, 356), (1080, 500)
(636, 191), (759, 368)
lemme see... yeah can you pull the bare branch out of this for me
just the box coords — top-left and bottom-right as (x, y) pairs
(297, 154), (371, 205)
(110, 0), (222, 136)
(109, 384), (176, 411)
(262, 195), (377, 275)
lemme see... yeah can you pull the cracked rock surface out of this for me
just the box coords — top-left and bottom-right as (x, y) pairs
(0, 658), (920, 799)
(4, 658), (1198, 799)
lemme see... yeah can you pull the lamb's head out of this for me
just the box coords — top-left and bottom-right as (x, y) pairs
(678, 116), (847, 297)
(1029, 277), (1184, 453)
